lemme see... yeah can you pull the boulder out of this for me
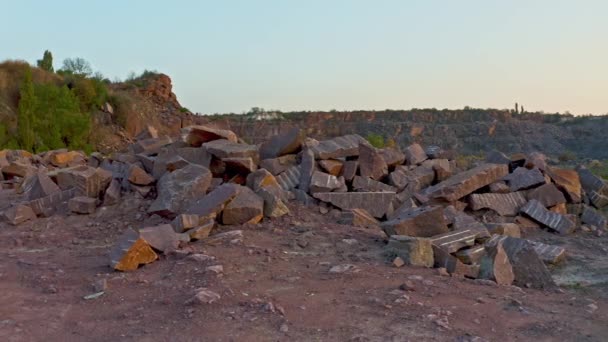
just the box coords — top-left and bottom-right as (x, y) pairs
(276, 165), (300, 191)
(68, 196), (96, 214)
(318, 160), (344, 176)
(186, 183), (241, 217)
(430, 229), (478, 254)
(203, 139), (259, 162)
(485, 150), (510, 165)
(338, 209), (380, 228)
(352, 176), (397, 192)
(222, 186), (264, 225)
(469, 192), (527, 216)
(520, 199), (576, 235)
(2, 204), (36, 225)
(139, 224), (180, 252)
(109, 229), (158, 271)
(545, 167), (581, 203)
(26, 188), (76, 217)
(379, 148), (406, 167)
(223, 157), (257, 174)
(526, 183), (566, 208)
(56, 166), (112, 198)
(298, 148), (315, 192)
(454, 245), (486, 264)
(189, 218), (216, 240)
(313, 192), (395, 218)
(504, 167), (546, 192)
(176, 147), (212, 168)
(421, 164), (509, 202)
(581, 205), (607, 229)
(479, 240), (515, 285)
(358, 143), (388, 180)
(152, 148), (189, 179)
(260, 155), (297, 176)
(577, 166), (608, 208)
(386, 235), (434, 268)
(341, 160), (358, 182)
(484, 223), (521, 238)
(22, 172), (60, 201)
(182, 125), (238, 146)
(49, 150), (86, 167)
(403, 143), (427, 165)
(309, 171), (344, 193)
(103, 179), (121, 206)
(257, 187), (290, 218)
(128, 165), (155, 186)
(432, 246), (480, 278)
(259, 127), (303, 159)
(524, 152), (547, 171)
(528, 241), (566, 264)
(148, 164), (212, 218)
(310, 134), (367, 159)
(130, 137), (173, 156)
(489, 181), (510, 193)
(381, 206), (448, 238)
(171, 214), (200, 233)
(2, 161), (37, 178)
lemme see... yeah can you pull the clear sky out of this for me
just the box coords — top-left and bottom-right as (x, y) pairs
(2, 0), (607, 115)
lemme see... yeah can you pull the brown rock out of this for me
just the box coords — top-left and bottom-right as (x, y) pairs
(139, 224), (180, 252)
(222, 186), (264, 225)
(246, 168), (282, 193)
(338, 208), (380, 228)
(484, 223), (521, 238)
(103, 179), (121, 206)
(148, 164), (212, 218)
(386, 235), (434, 267)
(49, 150), (86, 167)
(203, 139), (259, 162)
(421, 164), (509, 202)
(432, 246), (480, 278)
(260, 155), (297, 175)
(257, 187), (290, 218)
(189, 218), (216, 240)
(341, 160), (358, 182)
(22, 172), (60, 201)
(581, 205), (607, 229)
(358, 143), (388, 180)
(520, 199), (576, 234)
(526, 183), (566, 208)
(309, 134), (367, 159)
(319, 160), (344, 176)
(381, 206), (448, 238)
(259, 127), (303, 159)
(309, 171), (344, 193)
(545, 167), (582, 203)
(55, 166), (112, 198)
(379, 148), (406, 167)
(68, 196), (96, 214)
(2, 161), (37, 178)
(130, 137), (173, 156)
(393, 257), (405, 268)
(469, 192), (527, 216)
(298, 148), (315, 192)
(128, 165), (155, 186)
(223, 157), (257, 174)
(479, 240), (514, 285)
(489, 181), (510, 193)
(185, 183), (241, 217)
(504, 167), (546, 192)
(313, 192), (395, 218)
(430, 229), (478, 253)
(276, 165), (301, 191)
(171, 214), (200, 233)
(454, 245), (486, 264)
(403, 143), (428, 165)
(109, 229), (158, 271)
(182, 125), (238, 146)
(528, 240), (566, 264)
(3, 204), (36, 225)
(352, 176), (397, 192)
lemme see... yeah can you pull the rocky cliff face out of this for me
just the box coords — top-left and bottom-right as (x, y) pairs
(196, 110), (608, 159)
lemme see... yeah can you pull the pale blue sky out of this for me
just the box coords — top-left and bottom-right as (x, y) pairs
(2, 0), (607, 114)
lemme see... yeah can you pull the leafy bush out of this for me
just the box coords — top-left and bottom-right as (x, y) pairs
(36, 50), (54, 72)
(366, 133), (385, 148)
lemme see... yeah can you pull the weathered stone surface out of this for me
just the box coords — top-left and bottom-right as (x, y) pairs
(3, 204), (36, 225)
(388, 169), (408, 191)
(545, 167), (581, 203)
(310, 134), (367, 160)
(139, 224), (180, 252)
(128, 165), (155, 186)
(152, 148), (189, 179)
(341, 160), (358, 182)
(352, 176), (397, 192)
(486, 150), (511, 165)
(424, 159), (453, 182)
(186, 183), (241, 217)
(359, 143), (388, 180)
(469, 192), (527, 216)
(403, 143), (427, 165)
(298, 148), (315, 192)
(379, 148), (406, 167)
(318, 160), (343, 176)
(487, 235), (556, 289)
(587, 190), (608, 209)
(520, 199), (576, 235)
(454, 245), (486, 264)
(148, 164), (212, 218)
(504, 167), (546, 192)
(56, 166), (112, 198)
(313, 192), (395, 218)
(432, 246), (480, 278)
(581, 205), (607, 229)
(103, 179), (121, 206)
(203, 140), (259, 162)
(577, 166), (608, 208)
(430, 229), (478, 253)
(171, 214), (200, 233)
(110, 228), (158, 271)
(246, 169), (281, 193)
(381, 206), (448, 238)
(130, 137), (173, 156)
(479, 240), (514, 285)
(422, 164), (509, 202)
(48, 150), (86, 167)
(550, 203), (567, 215)
(22, 172), (60, 201)
(257, 187), (290, 218)
(515, 215), (541, 230)
(189, 218), (216, 240)
(338, 208), (379, 228)
(484, 223), (521, 238)
(183, 125), (238, 146)
(2, 161), (37, 178)
(309, 171), (344, 193)
(524, 152), (547, 171)
(68, 196), (96, 214)
(528, 240), (566, 264)
(177, 147), (212, 168)
(222, 186), (264, 225)
(223, 157), (257, 174)
(387, 235), (434, 268)
(526, 183), (566, 208)
(488, 181), (510, 194)
(451, 213), (491, 242)
(259, 127), (303, 159)
(23, 188), (74, 217)
(260, 155), (297, 176)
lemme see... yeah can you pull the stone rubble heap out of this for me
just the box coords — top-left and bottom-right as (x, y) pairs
(1, 125), (607, 287)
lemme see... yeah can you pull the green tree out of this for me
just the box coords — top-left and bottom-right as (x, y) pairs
(17, 67), (36, 151)
(36, 50), (54, 72)
(60, 57), (92, 76)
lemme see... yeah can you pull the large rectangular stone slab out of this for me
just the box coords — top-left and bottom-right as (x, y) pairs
(504, 167), (546, 191)
(352, 176), (397, 193)
(528, 241), (566, 264)
(313, 192), (395, 218)
(545, 167), (582, 203)
(276, 165), (301, 191)
(520, 199), (576, 235)
(469, 192), (527, 216)
(381, 206), (449, 238)
(421, 163), (508, 202)
(430, 229), (478, 253)
(310, 134), (367, 159)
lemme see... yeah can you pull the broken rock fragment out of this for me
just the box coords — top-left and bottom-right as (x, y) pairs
(526, 183), (566, 208)
(386, 235), (434, 267)
(3, 204), (36, 225)
(520, 199), (576, 235)
(259, 127), (303, 159)
(309, 171), (344, 193)
(421, 163), (508, 202)
(310, 134), (367, 159)
(182, 125), (238, 146)
(110, 229), (158, 271)
(358, 143), (388, 180)
(68, 196), (97, 214)
(403, 143), (428, 165)
(504, 167), (546, 192)
(479, 239), (514, 285)
(186, 183), (241, 217)
(318, 159), (343, 176)
(139, 224), (180, 252)
(469, 192), (527, 216)
(528, 241), (566, 264)
(381, 206), (448, 238)
(581, 205), (607, 229)
(338, 208), (379, 228)
(545, 167), (582, 203)
(222, 186), (264, 225)
(313, 192), (395, 218)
